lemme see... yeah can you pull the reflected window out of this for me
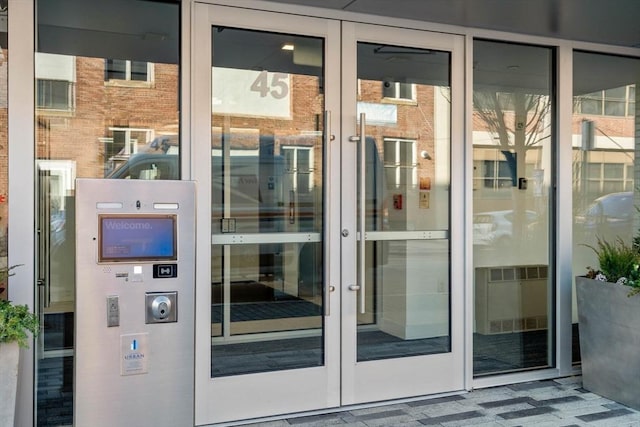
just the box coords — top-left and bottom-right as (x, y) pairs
(36, 79), (74, 110)
(105, 59), (151, 82)
(382, 81), (415, 101)
(282, 146), (314, 193)
(574, 85), (635, 117)
(483, 159), (513, 189)
(383, 138), (416, 188)
(35, 53), (75, 112)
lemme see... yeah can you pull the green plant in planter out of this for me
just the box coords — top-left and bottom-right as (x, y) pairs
(584, 237), (640, 297)
(0, 265), (39, 347)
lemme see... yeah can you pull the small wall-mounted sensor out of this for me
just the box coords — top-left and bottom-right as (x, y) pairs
(420, 150), (432, 160)
(518, 177), (528, 190)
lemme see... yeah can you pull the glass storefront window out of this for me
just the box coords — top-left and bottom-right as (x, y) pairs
(35, 1), (179, 425)
(472, 40), (555, 376)
(571, 52), (640, 364)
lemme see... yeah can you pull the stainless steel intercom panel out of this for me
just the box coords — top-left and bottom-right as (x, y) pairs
(74, 179), (195, 427)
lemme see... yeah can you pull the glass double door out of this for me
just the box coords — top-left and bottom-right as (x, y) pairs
(194, 5), (464, 425)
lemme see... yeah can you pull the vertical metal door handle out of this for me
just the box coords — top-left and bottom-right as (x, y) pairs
(323, 110), (333, 317)
(357, 113), (366, 314)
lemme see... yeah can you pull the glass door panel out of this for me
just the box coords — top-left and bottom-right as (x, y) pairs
(194, 6), (340, 425)
(471, 40), (554, 376)
(341, 23), (464, 404)
(209, 26), (325, 375)
(355, 42), (452, 363)
(358, 239), (451, 361)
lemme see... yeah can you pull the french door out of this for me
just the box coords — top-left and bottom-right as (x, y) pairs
(194, 4), (464, 425)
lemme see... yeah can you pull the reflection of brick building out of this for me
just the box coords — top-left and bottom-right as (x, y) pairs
(211, 73), (324, 174)
(471, 87), (637, 212)
(36, 56), (179, 179)
(359, 81), (438, 186)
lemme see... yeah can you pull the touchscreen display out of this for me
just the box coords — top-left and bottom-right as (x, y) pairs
(99, 215), (177, 262)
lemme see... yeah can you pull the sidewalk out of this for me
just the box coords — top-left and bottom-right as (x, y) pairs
(239, 377), (640, 426)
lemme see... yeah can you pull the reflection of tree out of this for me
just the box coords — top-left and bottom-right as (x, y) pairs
(473, 91), (552, 252)
(473, 91), (551, 155)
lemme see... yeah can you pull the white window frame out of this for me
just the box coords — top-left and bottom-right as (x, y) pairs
(281, 145), (314, 192)
(104, 60), (155, 85)
(103, 127), (154, 156)
(383, 137), (417, 188)
(382, 81), (416, 101)
(35, 78), (75, 111)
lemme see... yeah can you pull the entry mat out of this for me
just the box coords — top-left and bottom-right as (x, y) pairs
(211, 283), (322, 323)
(211, 297), (321, 323)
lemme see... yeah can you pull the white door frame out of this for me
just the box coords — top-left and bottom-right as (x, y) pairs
(340, 22), (466, 405)
(192, 4), (341, 425)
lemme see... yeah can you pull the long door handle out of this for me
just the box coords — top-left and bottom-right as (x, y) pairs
(323, 110), (333, 317)
(349, 113), (366, 314)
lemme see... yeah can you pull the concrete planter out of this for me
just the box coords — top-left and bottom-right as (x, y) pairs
(0, 341), (20, 426)
(576, 276), (640, 410)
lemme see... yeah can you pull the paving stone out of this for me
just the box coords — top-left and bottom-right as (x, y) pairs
(497, 406), (557, 420)
(482, 403), (539, 415)
(554, 376), (583, 386)
(582, 417), (640, 427)
(360, 415), (421, 427)
(577, 408), (634, 422)
(518, 388), (584, 400)
(439, 415), (499, 426)
(407, 395), (465, 407)
(478, 397), (535, 408)
(419, 402), (476, 418)
(286, 413), (347, 425)
(418, 410), (484, 425)
(493, 413), (568, 426)
(507, 380), (559, 391)
(463, 391), (516, 405)
(530, 396), (585, 407)
(349, 405), (406, 416)
(603, 403), (631, 411)
(352, 409), (407, 421)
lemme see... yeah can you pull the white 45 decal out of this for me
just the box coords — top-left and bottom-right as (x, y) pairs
(250, 71), (289, 99)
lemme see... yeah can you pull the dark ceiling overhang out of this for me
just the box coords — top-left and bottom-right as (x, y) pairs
(257, 0), (640, 49)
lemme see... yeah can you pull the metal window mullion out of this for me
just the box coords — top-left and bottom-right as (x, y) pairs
(364, 230), (449, 241)
(212, 232), (322, 245)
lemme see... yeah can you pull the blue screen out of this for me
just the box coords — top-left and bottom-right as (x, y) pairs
(99, 215), (176, 261)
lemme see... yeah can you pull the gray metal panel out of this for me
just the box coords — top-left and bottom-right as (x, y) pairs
(75, 179), (195, 427)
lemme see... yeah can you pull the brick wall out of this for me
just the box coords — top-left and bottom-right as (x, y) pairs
(37, 58), (179, 179)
